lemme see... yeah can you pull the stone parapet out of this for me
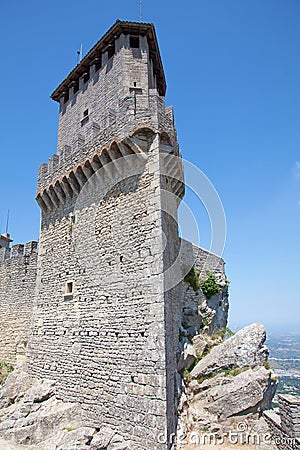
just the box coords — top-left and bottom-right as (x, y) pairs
(264, 395), (300, 450)
(0, 241), (38, 365)
(0, 241), (38, 263)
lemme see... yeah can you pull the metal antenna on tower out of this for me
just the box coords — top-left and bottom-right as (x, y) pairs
(140, 0), (143, 22)
(77, 44), (83, 64)
(5, 209), (9, 235)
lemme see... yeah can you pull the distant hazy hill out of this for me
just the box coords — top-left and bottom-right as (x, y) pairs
(266, 332), (300, 398)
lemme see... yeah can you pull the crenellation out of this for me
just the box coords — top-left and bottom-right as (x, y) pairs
(48, 154), (59, 172)
(0, 247), (10, 262)
(37, 162), (48, 184)
(11, 243), (24, 257)
(25, 240), (38, 255)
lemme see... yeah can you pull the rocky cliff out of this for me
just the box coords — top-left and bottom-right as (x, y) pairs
(176, 323), (278, 449)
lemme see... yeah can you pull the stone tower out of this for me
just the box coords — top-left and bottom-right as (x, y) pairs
(29, 21), (184, 449)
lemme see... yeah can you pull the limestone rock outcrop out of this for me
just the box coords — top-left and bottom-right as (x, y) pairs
(191, 323), (268, 378)
(176, 323), (277, 449)
(194, 366), (276, 418)
(191, 334), (207, 358)
(178, 338), (197, 371)
(0, 365), (129, 449)
(89, 426), (129, 450)
(0, 366), (32, 408)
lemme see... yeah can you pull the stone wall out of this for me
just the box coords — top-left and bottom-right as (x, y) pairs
(0, 242), (38, 365)
(56, 34), (158, 151)
(28, 131), (183, 449)
(264, 394), (300, 450)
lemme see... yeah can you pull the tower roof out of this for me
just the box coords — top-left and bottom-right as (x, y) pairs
(51, 20), (166, 102)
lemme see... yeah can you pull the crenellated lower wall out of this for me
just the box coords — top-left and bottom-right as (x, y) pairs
(0, 241), (38, 365)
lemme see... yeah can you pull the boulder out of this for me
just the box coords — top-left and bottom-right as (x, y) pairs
(90, 428), (129, 450)
(55, 427), (95, 449)
(1, 394), (85, 445)
(191, 334), (207, 358)
(191, 323), (268, 378)
(89, 426), (115, 449)
(178, 338), (196, 371)
(108, 434), (129, 450)
(0, 367), (32, 408)
(203, 367), (276, 418)
(23, 379), (55, 404)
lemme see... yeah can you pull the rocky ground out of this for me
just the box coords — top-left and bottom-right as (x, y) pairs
(0, 367), (129, 449)
(175, 323), (278, 450)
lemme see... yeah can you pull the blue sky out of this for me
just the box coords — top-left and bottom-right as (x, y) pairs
(0, 1), (299, 332)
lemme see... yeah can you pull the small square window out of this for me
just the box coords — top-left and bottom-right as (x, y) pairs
(64, 281), (74, 297)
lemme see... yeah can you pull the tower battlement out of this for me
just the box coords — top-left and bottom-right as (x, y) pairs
(0, 238), (38, 264)
(36, 20), (182, 218)
(53, 20), (173, 156)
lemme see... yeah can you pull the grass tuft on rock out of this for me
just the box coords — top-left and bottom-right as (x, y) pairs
(0, 361), (14, 385)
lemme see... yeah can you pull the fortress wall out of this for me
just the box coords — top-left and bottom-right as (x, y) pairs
(180, 239), (229, 334)
(28, 136), (182, 449)
(180, 239), (226, 282)
(0, 242), (37, 365)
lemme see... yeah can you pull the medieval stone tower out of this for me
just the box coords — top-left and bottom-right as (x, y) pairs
(28, 20), (184, 449)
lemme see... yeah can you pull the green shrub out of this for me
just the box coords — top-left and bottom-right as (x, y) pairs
(179, 368), (193, 383)
(197, 365), (249, 384)
(216, 327), (235, 340)
(263, 360), (271, 370)
(200, 272), (220, 299)
(184, 266), (200, 292)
